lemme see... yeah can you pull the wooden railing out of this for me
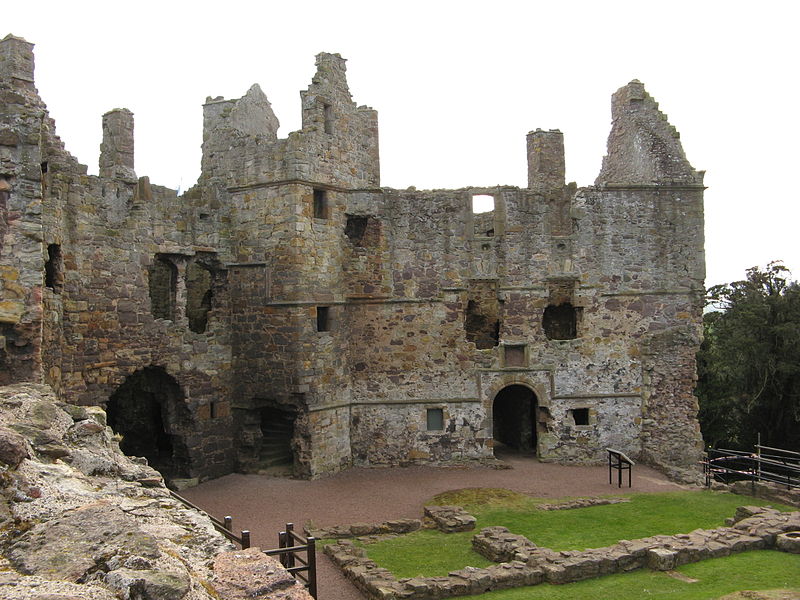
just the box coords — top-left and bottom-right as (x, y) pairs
(169, 494), (316, 597)
(169, 490), (251, 548)
(263, 522), (317, 599)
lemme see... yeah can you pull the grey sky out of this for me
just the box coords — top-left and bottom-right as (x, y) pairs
(7, 0), (799, 288)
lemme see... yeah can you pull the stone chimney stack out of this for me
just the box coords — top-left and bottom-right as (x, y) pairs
(0, 34), (35, 86)
(527, 129), (565, 190)
(99, 108), (136, 181)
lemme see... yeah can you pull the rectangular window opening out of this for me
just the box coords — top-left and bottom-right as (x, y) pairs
(427, 408), (444, 431)
(472, 194), (494, 214)
(316, 306), (330, 332)
(313, 189), (328, 219)
(323, 103), (333, 134)
(571, 408), (590, 426)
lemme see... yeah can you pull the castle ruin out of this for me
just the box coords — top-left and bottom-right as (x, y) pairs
(0, 34), (705, 482)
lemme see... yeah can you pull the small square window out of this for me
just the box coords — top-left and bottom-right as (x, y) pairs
(313, 189), (328, 219)
(571, 408), (590, 426)
(316, 306), (330, 332)
(426, 408), (444, 431)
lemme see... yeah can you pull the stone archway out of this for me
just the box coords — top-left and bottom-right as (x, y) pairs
(106, 366), (191, 479)
(492, 384), (538, 455)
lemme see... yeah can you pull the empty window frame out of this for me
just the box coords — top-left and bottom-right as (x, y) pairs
(570, 408), (590, 426)
(542, 303), (580, 340)
(323, 103), (334, 134)
(316, 306), (330, 332)
(44, 243), (63, 292)
(313, 189), (329, 219)
(472, 194), (494, 214)
(148, 256), (178, 321)
(427, 408), (444, 431)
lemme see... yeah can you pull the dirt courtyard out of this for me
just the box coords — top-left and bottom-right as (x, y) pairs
(182, 453), (690, 600)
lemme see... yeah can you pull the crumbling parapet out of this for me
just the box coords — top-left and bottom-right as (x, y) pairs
(0, 34), (35, 85)
(596, 80), (704, 186)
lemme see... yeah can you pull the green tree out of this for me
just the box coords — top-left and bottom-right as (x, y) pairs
(697, 262), (800, 450)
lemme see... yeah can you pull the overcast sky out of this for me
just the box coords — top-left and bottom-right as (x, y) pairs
(6, 1), (799, 289)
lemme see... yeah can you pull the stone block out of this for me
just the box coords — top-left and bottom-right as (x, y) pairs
(646, 548), (677, 571)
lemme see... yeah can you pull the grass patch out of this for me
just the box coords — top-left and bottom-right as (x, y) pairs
(365, 490), (794, 578)
(467, 551), (800, 599)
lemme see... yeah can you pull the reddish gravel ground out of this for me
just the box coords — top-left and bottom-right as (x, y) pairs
(182, 452), (689, 600)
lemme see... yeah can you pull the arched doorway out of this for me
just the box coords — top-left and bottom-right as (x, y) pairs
(106, 366), (191, 479)
(492, 384), (538, 455)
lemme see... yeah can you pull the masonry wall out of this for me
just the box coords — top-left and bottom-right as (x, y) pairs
(0, 35), (706, 482)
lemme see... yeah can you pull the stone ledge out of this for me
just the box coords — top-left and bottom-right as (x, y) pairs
(535, 496), (630, 511)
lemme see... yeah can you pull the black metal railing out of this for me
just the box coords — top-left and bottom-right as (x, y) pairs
(263, 522), (317, 599)
(703, 443), (800, 490)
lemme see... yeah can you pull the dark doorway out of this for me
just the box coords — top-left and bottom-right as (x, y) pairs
(259, 406), (295, 468)
(492, 385), (538, 454)
(106, 367), (191, 479)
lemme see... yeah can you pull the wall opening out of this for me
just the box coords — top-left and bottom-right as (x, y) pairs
(148, 255), (177, 321)
(313, 189), (328, 219)
(259, 406), (296, 468)
(44, 243), (63, 293)
(472, 194), (494, 214)
(493, 385), (538, 455)
(106, 366), (191, 479)
(570, 407), (590, 426)
(316, 306), (330, 332)
(323, 103), (334, 134)
(426, 408), (444, 431)
(542, 302), (580, 340)
(464, 280), (500, 349)
(345, 214), (369, 244)
(186, 261), (212, 333)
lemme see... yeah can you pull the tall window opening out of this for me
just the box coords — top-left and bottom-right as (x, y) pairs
(186, 261), (213, 333)
(323, 103), (334, 134)
(426, 408), (444, 431)
(316, 306), (330, 332)
(313, 189), (328, 219)
(44, 243), (63, 293)
(149, 255), (177, 321)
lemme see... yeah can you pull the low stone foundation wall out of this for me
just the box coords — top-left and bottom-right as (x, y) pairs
(325, 506), (800, 599)
(305, 518), (421, 539)
(424, 506), (477, 533)
(728, 481), (800, 508)
(535, 497), (630, 511)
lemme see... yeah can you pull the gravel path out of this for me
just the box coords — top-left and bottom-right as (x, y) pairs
(182, 452), (688, 600)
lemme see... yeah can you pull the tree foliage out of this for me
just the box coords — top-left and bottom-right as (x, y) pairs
(696, 262), (800, 450)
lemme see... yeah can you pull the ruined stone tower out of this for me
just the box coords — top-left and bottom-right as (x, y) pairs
(0, 34), (705, 482)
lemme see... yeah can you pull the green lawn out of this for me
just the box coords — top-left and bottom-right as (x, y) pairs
(469, 551), (800, 600)
(364, 489), (795, 579)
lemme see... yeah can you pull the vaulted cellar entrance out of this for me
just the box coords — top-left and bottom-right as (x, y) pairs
(492, 385), (538, 455)
(106, 367), (191, 479)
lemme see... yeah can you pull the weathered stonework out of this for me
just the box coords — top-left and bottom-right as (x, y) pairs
(326, 506), (800, 599)
(0, 34), (705, 482)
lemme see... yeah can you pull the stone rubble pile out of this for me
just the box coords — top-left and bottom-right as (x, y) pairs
(325, 504), (800, 599)
(0, 383), (312, 600)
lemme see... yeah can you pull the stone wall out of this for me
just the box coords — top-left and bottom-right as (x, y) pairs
(0, 33), (706, 481)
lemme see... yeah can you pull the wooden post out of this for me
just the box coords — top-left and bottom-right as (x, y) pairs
(307, 537), (317, 599)
(241, 530), (251, 549)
